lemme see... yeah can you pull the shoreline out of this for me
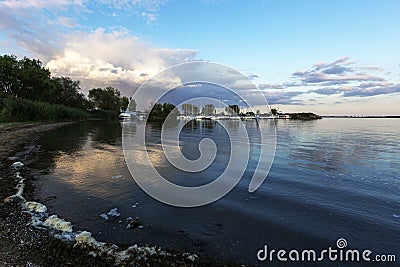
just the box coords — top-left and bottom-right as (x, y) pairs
(321, 115), (400, 118)
(0, 122), (236, 266)
(0, 122), (115, 266)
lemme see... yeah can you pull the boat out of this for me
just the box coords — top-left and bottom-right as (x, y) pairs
(119, 111), (137, 120)
(195, 115), (206, 120)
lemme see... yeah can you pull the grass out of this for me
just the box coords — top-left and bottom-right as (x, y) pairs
(0, 96), (90, 123)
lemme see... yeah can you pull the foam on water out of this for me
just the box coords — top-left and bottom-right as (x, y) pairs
(100, 213), (109, 220)
(6, 162), (199, 265)
(44, 215), (73, 232)
(12, 161), (24, 169)
(106, 208), (120, 217)
(25, 201), (47, 213)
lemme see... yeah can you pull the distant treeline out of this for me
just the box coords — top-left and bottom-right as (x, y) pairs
(0, 54), (131, 122)
(147, 102), (179, 122)
(288, 112), (322, 120)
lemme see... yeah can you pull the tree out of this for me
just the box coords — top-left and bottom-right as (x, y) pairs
(127, 98), (136, 112)
(182, 103), (199, 115)
(271, 107), (279, 116)
(0, 54), (20, 96)
(17, 57), (52, 100)
(50, 77), (88, 109)
(193, 105), (200, 115)
(88, 87), (123, 112)
(120, 96), (129, 112)
(225, 104), (240, 115)
(148, 102), (179, 122)
(0, 55), (89, 109)
(182, 103), (191, 115)
(0, 55), (53, 100)
(162, 103), (176, 117)
(202, 104), (215, 115)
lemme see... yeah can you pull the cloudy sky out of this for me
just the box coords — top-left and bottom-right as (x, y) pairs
(1, 0), (399, 115)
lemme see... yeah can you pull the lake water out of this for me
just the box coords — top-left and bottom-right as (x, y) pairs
(28, 118), (400, 265)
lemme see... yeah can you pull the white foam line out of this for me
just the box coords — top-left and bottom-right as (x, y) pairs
(6, 162), (199, 265)
(7, 171), (26, 201)
(25, 201), (47, 213)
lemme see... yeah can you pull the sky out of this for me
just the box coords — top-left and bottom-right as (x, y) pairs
(1, 0), (400, 115)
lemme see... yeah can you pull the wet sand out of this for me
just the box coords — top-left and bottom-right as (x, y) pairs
(0, 122), (237, 266)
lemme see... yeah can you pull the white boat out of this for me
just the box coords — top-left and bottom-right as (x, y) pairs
(119, 111), (137, 120)
(177, 115), (195, 120)
(195, 115), (206, 120)
(243, 116), (257, 120)
(229, 115), (241, 120)
(211, 115), (231, 120)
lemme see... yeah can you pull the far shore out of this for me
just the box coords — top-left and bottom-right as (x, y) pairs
(321, 115), (400, 118)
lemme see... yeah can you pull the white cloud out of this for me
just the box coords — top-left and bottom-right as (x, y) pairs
(0, 0), (82, 60)
(0, 0), (167, 59)
(0, 0), (196, 96)
(256, 57), (400, 108)
(46, 28), (197, 95)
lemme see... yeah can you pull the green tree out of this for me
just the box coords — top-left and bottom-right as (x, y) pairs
(182, 103), (191, 115)
(0, 55), (88, 109)
(88, 86), (123, 112)
(152, 103), (163, 114)
(0, 54), (95, 122)
(50, 77), (88, 109)
(202, 104), (215, 115)
(17, 57), (52, 100)
(0, 55), (53, 100)
(271, 107), (279, 116)
(120, 96), (129, 112)
(162, 103), (178, 117)
(127, 98), (136, 112)
(225, 104), (240, 115)
(182, 103), (199, 115)
(148, 102), (179, 122)
(0, 54), (20, 96)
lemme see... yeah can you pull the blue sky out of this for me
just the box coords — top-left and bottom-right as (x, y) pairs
(1, 0), (399, 115)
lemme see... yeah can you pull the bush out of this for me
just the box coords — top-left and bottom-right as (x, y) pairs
(0, 96), (89, 122)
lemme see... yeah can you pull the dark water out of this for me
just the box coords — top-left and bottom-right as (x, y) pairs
(28, 119), (400, 265)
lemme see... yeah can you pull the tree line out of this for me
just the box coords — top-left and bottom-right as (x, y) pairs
(181, 103), (241, 115)
(147, 102), (179, 122)
(0, 54), (132, 121)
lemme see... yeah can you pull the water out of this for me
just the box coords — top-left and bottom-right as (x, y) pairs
(28, 119), (400, 264)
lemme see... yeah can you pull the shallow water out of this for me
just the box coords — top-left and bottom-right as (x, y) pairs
(29, 119), (400, 264)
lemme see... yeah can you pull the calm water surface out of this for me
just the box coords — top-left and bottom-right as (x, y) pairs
(28, 118), (400, 264)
